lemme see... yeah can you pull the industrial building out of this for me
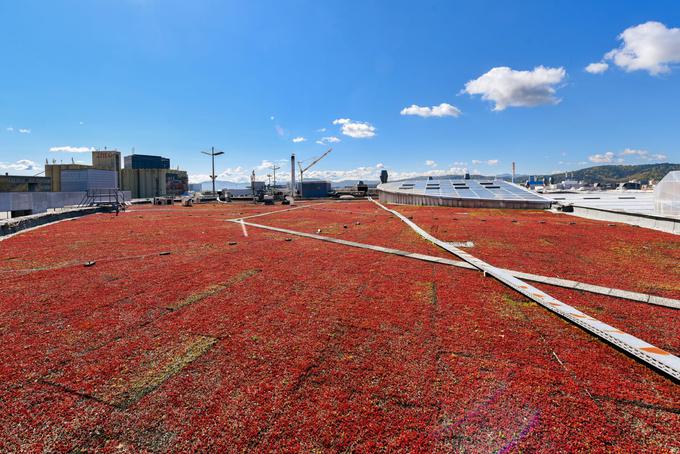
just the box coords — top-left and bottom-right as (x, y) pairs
(119, 153), (188, 199)
(0, 174), (51, 192)
(378, 177), (552, 209)
(124, 154), (170, 170)
(44, 163), (91, 192)
(297, 180), (332, 198)
(60, 169), (119, 192)
(121, 168), (188, 198)
(43, 149), (122, 192)
(92, 150), (122, 172)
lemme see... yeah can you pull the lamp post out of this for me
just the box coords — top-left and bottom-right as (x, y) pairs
(201, 147), (224, 194)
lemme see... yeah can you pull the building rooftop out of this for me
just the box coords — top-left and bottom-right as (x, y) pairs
(547, 190), (657, 215)
(378, 178), (552, 209)
(1, 201), (678, 451)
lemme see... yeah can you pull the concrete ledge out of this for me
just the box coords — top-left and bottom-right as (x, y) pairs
(0, 207), (101, 238)
(567, 205), (680, 235)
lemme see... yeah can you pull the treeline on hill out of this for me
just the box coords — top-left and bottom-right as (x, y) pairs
(398, 163), (679, 184)
(542, 163), (680, 184)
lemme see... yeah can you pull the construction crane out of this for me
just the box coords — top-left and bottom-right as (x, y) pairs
(297, 148), (332, 198)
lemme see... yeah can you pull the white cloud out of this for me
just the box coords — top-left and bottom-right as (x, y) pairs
(425, 160), (437, 167)
(316, 136), (341, 145)
(620, 148), (668, 161)
(620, 148), (646, 156)
(0, 159), (41, 174)
(270, 116), (275, 120)
(604, 21), (680, 75)
(49, 146), (95, 153)
(463, 66), (566, 111)
(586, 148), (669, 164)
(18, 128), (31, 134)
(400, 103), (461, 118)
(292, 137), (306, 143)
(274, 124), (285, 137)
(471, 159), (499, 166)
(255, 159), (287, 172)
(333, 118), (376, 138)
(316, 127), (327, 132)
(588, 152), (615, 163)
(585, 62), (609, 74)
(190, 166), (247, 184)
(79, 121), (85, 125)
(189, 163), (472, 185)
(6, 127), (14, 132)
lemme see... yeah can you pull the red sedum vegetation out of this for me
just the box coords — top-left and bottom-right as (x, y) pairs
(0, 201), (678, 451)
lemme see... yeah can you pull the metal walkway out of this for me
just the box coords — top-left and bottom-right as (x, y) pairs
(368, 198), (680, 381)
(228, 219), (679, 310)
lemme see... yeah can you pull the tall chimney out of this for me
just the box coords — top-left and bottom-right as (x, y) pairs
(290, 153), (296, 197)
(512, 162), (516, 183)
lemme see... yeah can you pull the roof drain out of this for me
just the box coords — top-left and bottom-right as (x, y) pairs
(368, 197), (680, 381)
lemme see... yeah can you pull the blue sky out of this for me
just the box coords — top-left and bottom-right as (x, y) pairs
(1, 0), (679, 182)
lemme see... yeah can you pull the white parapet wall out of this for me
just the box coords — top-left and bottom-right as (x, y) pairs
(566, 205), (680, 235)
(0, 191), (131, 215)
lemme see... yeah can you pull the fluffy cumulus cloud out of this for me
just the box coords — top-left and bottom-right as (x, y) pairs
(190, 163), (389, 184)
(316, 136), (341, 145)
(190, 162), (472, 185)
(588, 148), (668, 164)
(463, 66), (566, 111)
(333, 118), (376, 138)
(588, 152), (615, 163)
(0, 159), (41, 174)
(389, 167), (469, 180)
(255, 159), (287, 172)
(471, 159), (499, 166)
(425, 160), (437, 167)
(18, 128), (31, 134)
(585, 62), (609, 74)
(620, 148), (668, 160)
(49, 146), (95, 153)
(400, 103), (461, 118)
(604, 21), (680, 75)
(292, 137), (306, 143)
(189, 166), (246, 184)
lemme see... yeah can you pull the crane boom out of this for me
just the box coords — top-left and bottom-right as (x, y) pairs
(303, 148), (332, 173)
(298, 148), (332, 198)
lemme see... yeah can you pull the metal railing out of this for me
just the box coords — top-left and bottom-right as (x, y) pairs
(78, 189), (127, 212)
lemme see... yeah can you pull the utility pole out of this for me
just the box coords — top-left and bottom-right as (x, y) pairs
(201, 147), (224, 194)
(271, 164), (280, 189)
(251, 170), (256, 203)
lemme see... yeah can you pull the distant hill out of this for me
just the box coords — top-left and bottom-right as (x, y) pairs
(196, 164), (678, 189)
(389, 163), (678, 185)
(331, 180), (380, 188)
(197, 181), (249, 190)
(534, 163), (680, 184)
